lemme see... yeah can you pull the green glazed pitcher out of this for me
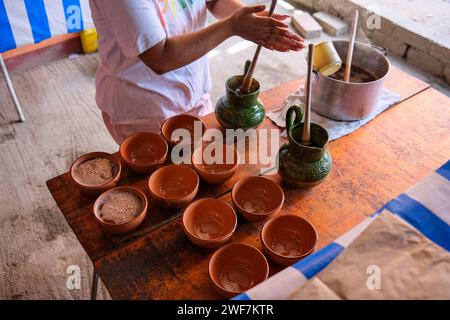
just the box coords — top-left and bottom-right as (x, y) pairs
(278, 105), (333, 188)
(215, 61), (266, 129)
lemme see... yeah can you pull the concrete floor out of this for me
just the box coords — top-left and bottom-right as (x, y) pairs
(1, 0), (449, 300)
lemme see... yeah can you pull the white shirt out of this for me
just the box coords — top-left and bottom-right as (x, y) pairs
(90, 0), (213, 125)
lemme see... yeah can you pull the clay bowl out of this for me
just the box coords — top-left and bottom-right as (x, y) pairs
(148, 164), (199, 209)
(183, 198), (237, 248)
(120, 132), (168, 174)
(161, 114), (206, 147)
(70, 152), (121, 195)
(261, 215), (318, 266)
(93, 186), (148, 235)
(232, 176), (285, 222)
(209, 242), (269, 298)
(191, 144), (240, 184)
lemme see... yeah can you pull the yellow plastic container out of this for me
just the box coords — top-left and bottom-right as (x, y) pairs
(80, 28), (98, 53)
(313, 41), (342, 76)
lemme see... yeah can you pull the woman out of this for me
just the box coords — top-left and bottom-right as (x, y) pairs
(90, 0), (304, 144)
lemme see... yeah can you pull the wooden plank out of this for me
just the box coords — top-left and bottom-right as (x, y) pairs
(3, 33), (82, 73)
(383, 66), (430, 100)
(94, 86), (450, 300)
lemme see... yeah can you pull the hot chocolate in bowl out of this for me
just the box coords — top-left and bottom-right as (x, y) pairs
(120, 132), (168, 174)
(311, 40), (390, 121)
(93, 186), (148, 234)
(183, 198), (237, 248)
(191, 143), (239, 185)
(148, 164), (199, 209)
(70, 152), (121, 195)
(161, 114), (206, 147)
(261, 215), (318, 266)
(232, 176), (285, 222)
(209, 242), (269, 298)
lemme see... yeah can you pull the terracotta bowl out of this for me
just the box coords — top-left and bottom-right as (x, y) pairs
(161, 114), (206, 147)
(232, 176), (285, 222)
(261, 215), (318, 266)
(148, 164), (199, 209)
(192, 144), (239, 184)
(183, 198), (237, 248)
(209, 242), (269, 298)
(93, 186), (148, 235)
(70, 152), (121, 195)
(120, 132), (168, 174)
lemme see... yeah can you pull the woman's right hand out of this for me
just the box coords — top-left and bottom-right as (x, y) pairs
(228, 5), (305, 52)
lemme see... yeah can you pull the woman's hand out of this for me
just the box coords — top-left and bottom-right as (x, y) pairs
(139, 3), (304, 75)
(255, 9), (290, 21)
(228, 5), (304, 52)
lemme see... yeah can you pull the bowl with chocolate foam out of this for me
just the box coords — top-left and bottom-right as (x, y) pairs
(93, 186), (148, 234)
(120, 132), (168, 174)
(148, 164), (199, 209)
(70, 152), (121, 195)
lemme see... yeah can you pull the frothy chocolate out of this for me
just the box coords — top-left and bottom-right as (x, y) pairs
(73, 157), (115, 186)
(98, 190), (142, 225)
(328, 64), (378, 83)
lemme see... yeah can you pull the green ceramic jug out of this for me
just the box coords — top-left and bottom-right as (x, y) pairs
(278, 105), (333, 188)
(215, 61), (266, 129)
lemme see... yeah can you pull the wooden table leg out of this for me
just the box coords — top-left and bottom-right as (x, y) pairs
(91, 269), (99, 300)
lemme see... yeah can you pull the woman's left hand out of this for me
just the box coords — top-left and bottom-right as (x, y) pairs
(255, 11), (290, 21)
(255, 11), (305, 52)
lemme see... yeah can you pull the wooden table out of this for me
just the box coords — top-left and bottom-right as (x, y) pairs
(47, 66), (450, 299)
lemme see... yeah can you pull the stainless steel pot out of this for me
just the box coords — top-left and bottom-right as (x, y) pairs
(311, 40), (390, 121)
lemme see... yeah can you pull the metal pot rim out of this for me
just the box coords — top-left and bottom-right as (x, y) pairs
(318, 40), (391, 86)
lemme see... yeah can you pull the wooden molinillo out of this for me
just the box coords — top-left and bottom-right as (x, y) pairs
(278, 44), (333, 188)
(239, 0), (278, 94)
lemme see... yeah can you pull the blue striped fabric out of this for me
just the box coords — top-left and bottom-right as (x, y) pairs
(0, 0), (93, 53)
(24, 0), (51, 43)
(385, 194), (450, 251)
(0, 0), (16, 52)
(232, 293), (251, 301)
(234, 159), (450, 300)
(292, 243), (344, 279)
(436, 160), (450, 180)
